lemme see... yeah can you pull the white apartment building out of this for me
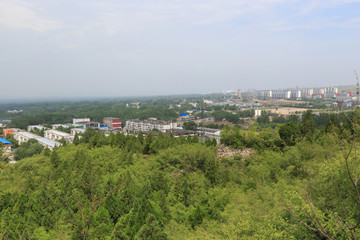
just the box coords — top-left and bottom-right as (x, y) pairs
(125, 119), (177, 133)
(52, 123), (81, 130)
(71, 128), (86, 135)
(14, 132), (61, 150)
(73, 118), (91, 124)
(196, 127), (222, 142)
(27, 125), (45, 132)
(255, 109), (262, 117)
(44, 129), (72, 143)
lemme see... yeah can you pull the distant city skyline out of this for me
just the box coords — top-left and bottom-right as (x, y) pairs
(1, 0), (360, 100)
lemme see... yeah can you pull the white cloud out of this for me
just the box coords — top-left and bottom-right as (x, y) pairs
(89, 0), (295, 32)
(0, 0), (62, 31)
(299, 0), (360, 15)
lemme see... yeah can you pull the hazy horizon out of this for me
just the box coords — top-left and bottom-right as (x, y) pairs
(1, 0), (360, 100)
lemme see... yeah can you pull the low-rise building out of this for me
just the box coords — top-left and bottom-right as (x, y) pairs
(71, 128), (86, 136)
(14, 132), (61, 150)
(27, 125), (45, 132)
(0, 138), (12, 152)
(73, 118), (91, 124)
(51, 123), (81, 130)
(78, 121), (100, 129)
(103, 117), (122, 129)
(3, 128), (21, 137)
(196, 127), (221, 142)
(44, 129), (72, 142)
(125, 119), (177, 133)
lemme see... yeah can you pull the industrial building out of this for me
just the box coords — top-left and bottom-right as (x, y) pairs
(103, 117), (122, 129)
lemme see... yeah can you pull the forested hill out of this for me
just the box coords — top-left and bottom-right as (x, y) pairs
(1, 110), (360, 239)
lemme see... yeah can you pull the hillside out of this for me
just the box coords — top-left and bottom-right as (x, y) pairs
(0, 110), (359, 239)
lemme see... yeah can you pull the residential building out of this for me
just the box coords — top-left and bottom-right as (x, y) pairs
(255, 109), (262, 117)
(27, 125), (45, 132)
(14, 132), (61, 150)
(52, 123), (80, 130)
(44, 129), (72, 142)
(196, 127), (221, 142)
(125, 119), (177, 133)
(71, 128), (86, 136)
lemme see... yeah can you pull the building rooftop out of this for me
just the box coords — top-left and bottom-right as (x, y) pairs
(72, 128), (86, 133)
(16, 132), (39, 139)
(0, 138), (12, 145)
(15, 131), (61, 148)
(197, 127), (222, 133)
(45, 129), (71, 137)
(126, 119), (172, 125)
(37, 138), (61, 148)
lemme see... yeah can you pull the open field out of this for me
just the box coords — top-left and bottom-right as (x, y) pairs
(257, 99), (309, 105)
(268, 107), (309, 115)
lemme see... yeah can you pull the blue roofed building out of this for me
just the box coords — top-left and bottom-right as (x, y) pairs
(0, 137), (13, 152)
(0, 138), (12, 145)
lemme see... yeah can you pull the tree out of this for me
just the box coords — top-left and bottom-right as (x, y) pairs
(279, 122), (300, 146)
(143, 133), (154, 154)
(5, 134), (19, 148)
(300, 110), (315, 141)
(14, 139), (43, 160)
(183, 121), (197, 131)
(288, 114), (300, 123)
(257, 113), (270, 124)
(225, 113), (240, 124)
(73, 133), (80, 146)
(137, 131), (144, 144)
(283, 109), (360, 239)
(63, 158), (121, 239)
(50, 150), (60, 168)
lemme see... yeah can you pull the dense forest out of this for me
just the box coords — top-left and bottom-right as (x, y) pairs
(1, 109), (360, 239)
(0, 96), (215, 129)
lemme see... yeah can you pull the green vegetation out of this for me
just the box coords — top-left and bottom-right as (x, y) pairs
(14, 138), (44, 160)
(212, 109), (254, 124)
(56, 126), (72, 133)
(30, 127), (45, 137)
(182, 121), (197, 131)
(2, 105), (360, 239)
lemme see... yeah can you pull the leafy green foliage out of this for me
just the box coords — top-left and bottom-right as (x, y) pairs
(14, 138), (44, 160)
(5, 134), (19, 148)
(182, 121), (197, 131)
(2, 108), (360, 239)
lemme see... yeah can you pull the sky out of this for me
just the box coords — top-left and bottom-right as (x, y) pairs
(1, 0), (360, 100)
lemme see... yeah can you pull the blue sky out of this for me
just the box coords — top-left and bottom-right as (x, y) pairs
(0, 0), (360, 99)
